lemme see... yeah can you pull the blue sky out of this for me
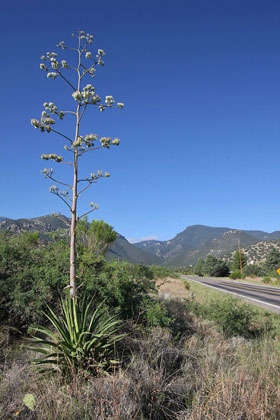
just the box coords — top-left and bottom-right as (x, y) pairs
(1, 0), (280, 242)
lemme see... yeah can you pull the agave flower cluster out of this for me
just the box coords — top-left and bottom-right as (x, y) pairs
(72, 84), (101, 105)
(65, 133), (121, 153)
(31, 102), (65, 133)
(41, 154), (64, 162)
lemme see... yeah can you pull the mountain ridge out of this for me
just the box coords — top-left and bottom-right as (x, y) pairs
(1, 215), (280, 267)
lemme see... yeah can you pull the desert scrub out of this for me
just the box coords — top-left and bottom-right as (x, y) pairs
(182, 279), (191, 289)
(1, 311), (280, 420)
(229, 269), (244, 280)
(262, 276), (272, 284)
(187, 296), (274, 338)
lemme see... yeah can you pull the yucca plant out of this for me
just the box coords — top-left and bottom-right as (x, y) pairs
(27, 296), (124, 378)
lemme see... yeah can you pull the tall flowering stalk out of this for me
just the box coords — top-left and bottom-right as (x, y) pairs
(31, 30), (124, 299)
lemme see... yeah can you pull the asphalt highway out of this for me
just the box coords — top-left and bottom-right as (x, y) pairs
(181, 275), (280, 314)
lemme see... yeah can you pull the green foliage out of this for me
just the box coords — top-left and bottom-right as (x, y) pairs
(188, 296), (273, 338)
(82, 260), (169, 326)
(203, 255), (229, 277)
(0, 233), (171, 333)
(242, 263), (265, 277)
(229, 270), (242, 280)
(194, 258), (205, 276)
(262, 276), (272, 284)
(265, 248), (280, 272)
(194, 255), (229, 277)
(0, 232), (69, 329)
(176, 266), (194, 275)
(149, 265), (177, 279)
(144, 301), (171, 327)
(183, 279), (191, 290)
(28, 296), (124, 377)
(77, 217), (117, 257)
(232, 249), (247, 270)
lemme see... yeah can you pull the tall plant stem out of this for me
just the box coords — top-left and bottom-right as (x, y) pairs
(70, 38), (82, 299)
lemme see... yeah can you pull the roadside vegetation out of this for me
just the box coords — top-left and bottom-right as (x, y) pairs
(1, 232), (280, 419)
(178, 248), (280, 286)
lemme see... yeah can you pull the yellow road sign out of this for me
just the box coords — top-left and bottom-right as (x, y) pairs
(277, 268), (280, 275)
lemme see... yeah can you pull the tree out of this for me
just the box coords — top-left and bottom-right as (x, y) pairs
(194, 258), (205, 276)
(77, 217), (117, 256)
(265, 248), (280, 272)
(232, 249), (247, 271)
(31, 30), (124, 299)
(203, 255), (229, 277)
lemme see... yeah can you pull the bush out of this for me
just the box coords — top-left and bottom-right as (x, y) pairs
(144, 301), (171, 328)
(0, 233), (169, 334)
(82, 260), (161, 322)
(229, 270), (242, 280)
(194, 258), (205, 276)
(209, 298), (258, 337)
(243, 264), (265, 277)
(149, 265), (177, 279)
(0, 233), (69, 330)
(183, 279), (191, 289)
(188, 296), (273, 338)
(265, 248), (280, 271)
(203, 255), (229, 277)
(262, 276), (272, 284)
(194, 255), (229, 277)
(232, 250), (247, 271)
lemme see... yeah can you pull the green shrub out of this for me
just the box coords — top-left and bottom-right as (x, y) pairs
(183, 279), (191, 290)
(187, 296), (272, 338)
(149, 265), (178, 279)
(265, 248), (280, 271)
(0, 233), (171, 333)
(82, 260), (159, 322)
(203, 255), (229, 277)
(229, 270), (242, 280)
(194, 258), (205, 276)
(208, 297), (259, 337)
(144, 301), (171, 327)
(0, 233), (69, 329)
(243, 264), (265, 277)
(194, 255), (229, 277)
(262, 276), (272, 284)
(164, 299), (195, 338)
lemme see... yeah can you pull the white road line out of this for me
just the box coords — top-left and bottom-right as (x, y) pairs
(185, 277), (280, 310)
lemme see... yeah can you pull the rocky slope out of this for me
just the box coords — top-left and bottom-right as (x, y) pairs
(224, 239), (280, 265)
(164, 230), (260, 267)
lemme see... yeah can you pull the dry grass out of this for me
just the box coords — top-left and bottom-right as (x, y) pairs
(1, 314), (280, 419)
(1, 280), (280, 419)
(156, 276), (189, 300)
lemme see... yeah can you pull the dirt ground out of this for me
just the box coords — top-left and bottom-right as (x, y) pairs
(155, 277), (188, 300)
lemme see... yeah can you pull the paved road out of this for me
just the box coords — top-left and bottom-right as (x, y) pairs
(181, 275), (280, 314)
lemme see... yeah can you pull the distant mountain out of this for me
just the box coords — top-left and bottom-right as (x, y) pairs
(0, 214), (70, 236)
(134, 225), (230, 259)
(134, 224), (280, 265)
(106, 234), (163, 265)
(0, 215), (162, 266)
(164, 230), (260, 267)
(2, 216), (280, 267)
